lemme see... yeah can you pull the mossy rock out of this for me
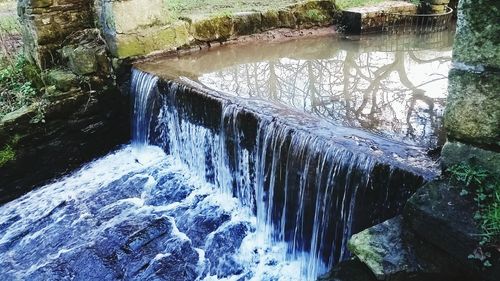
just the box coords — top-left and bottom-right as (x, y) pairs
(191, 16), (234, 42)
(453, 0), (500, 69)
(288, 0), (336, 27)
(232, 12), (262, 36)
(444, 69), (500, 147)
(114, 21), (191, 58)
(46, 69), (78, 91)
(261, 10), (280, 31)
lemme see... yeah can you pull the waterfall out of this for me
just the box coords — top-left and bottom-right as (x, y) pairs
(130, 70), (425, 280)
(131, 69), (159, 145)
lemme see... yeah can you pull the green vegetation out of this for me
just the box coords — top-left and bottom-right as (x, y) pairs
(306, 9), (327, 22)
(0, 144), (15, 166)
(0, 134), (20, 167)
(0, 0), (46, 121)
(0, 55), (42, 119)
(449, 163), (500, 267)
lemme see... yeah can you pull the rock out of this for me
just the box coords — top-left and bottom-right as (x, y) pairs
(441, 141), (500, 175)
(191, 16), (234, 42)
(261, 10), (280, 31)
(289, 0), (336, 28)
(404, 180), (500, 281)
(318, 257), (377, 281)
(135, 235), (199, 281)
(444, 69), (500, 148)
(205, 221), (252, 278)
(0, 106), (37, 126)
(65, 45), (98, 75)
(113, 21), (192, 59)
(348, 216), (439, 281)
(144, 171), (195, 206)
(232, 12), (262, 36)
(453, 0), (500, 69)
(46, 69), (78, 91)
(342, 1), (417, 34)
(174, 196), (232, 247)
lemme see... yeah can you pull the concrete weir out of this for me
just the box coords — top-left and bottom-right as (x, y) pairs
(131, 55), (440, 275)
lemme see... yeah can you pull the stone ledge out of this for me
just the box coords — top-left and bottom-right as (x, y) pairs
(103, 0), (339, 59)
(342, 1), (417, 34)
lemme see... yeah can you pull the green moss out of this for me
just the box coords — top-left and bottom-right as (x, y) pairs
(191, 15), (234, 41)
(305, 9), (327, 22)
(347, 230), (384, 274)
(453, 0), (500, 68)
(0, 133), (20, 167)
(115, 22), (191, 58)
(0, 144), (15, 166)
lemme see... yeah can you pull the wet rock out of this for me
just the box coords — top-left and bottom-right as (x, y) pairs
(145, 171), (195, 206)
(205, 221), (252, 278)
(318, 257), (377, 281)
(348, 216), (441, 281)
(134, 234), (199, 281)
(175, 197), (232, 247)
(85, 173), (152, 213)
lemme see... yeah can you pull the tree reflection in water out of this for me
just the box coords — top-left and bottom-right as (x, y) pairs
(199, 36), (452, 148)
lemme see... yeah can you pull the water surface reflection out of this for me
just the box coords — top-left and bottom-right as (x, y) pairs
(140, 31), (454, 148)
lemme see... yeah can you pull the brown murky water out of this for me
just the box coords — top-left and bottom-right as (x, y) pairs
(139, 30), (454, 148)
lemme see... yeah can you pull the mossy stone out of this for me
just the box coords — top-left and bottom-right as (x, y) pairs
(261, 10), (280, 31)
(114, 21), (191, 58)
(65, 46), (98, 75)
(232, 12), (262, 36)
(47, 69), (78, 91)
(444, 69), (500, 147)
(289, 0), (335, 27)
(191, 16), (234, 42)
(453, 0), (500, 69)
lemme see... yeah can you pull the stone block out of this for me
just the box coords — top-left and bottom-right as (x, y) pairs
(65, 45), (98, 75)
(28, 0), (53, 8)
(444, 69), (500, 147)
(109, 0), (169, 34)
(47, 69), (78, 91)
(232, 12), (262, 36)
(191, 16), (234, 42)
(453, 0), (500, 69)
(113, 21), (191, 58)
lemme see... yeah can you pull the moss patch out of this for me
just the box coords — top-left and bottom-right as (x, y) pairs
(0, 134), (20, 167)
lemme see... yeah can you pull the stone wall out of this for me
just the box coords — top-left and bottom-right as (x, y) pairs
(95, 0), (338, 59)
(442, 0), (500, 172)
(18, 0), (93, 68)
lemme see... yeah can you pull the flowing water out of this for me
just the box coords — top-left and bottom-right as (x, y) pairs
(0, 32), (453, 281)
